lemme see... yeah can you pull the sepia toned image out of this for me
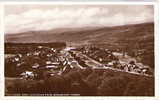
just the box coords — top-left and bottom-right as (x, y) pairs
(4, 4), (154, 96)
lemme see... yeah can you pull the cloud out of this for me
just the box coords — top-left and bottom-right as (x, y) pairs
(5, 5), (153, 34)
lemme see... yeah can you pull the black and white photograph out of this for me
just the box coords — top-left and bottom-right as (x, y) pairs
(4, 4), (154, 96)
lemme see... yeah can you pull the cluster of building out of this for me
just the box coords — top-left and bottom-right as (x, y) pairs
(6, 46), (73, 80)
(77, 46), (152, 75)
(6, 45), (153, 80)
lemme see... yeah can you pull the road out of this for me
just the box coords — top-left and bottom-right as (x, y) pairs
(62, 48), (153, 77)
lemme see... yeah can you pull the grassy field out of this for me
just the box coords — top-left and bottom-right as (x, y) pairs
(5, 67), (154, 96)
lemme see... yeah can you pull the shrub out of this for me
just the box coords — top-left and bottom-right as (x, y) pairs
(97, 76), (127, 96)
(124, 77), (154, 96)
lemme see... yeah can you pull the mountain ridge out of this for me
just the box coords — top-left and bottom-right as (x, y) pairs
(5, 22), (154, 45)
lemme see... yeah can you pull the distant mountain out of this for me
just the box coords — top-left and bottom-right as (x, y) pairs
(5, 22), (154, 47)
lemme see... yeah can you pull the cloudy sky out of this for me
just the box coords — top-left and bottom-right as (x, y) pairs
(5, 5), (154, 34)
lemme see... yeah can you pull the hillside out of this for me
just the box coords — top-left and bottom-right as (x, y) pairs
(5, 22), (154, 68)
(5, 22), (153, 44)
(5, 68), (154, 96)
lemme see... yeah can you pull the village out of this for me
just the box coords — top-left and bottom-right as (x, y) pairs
(5, 45), (153, 80)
